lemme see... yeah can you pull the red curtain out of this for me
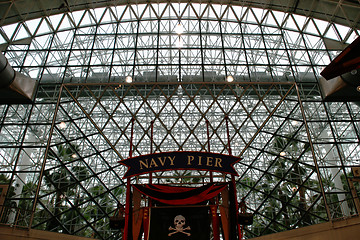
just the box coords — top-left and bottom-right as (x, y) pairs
(132, 183), (227, 205)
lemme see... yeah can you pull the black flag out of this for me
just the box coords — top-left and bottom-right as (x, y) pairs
(148, 207), (210, 240)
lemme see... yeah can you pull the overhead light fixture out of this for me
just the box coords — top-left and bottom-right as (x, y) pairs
(226, 75), (234, 82)
(125, 76), (133, 83)
(291, 120), (299, 126)
(175, 23), (184, 35)
(59, 122), (66, 129)
(176, 38), (183, 48)
(177, 85), (183, 94)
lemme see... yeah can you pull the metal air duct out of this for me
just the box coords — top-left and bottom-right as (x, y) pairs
(0, 52), (37, 104)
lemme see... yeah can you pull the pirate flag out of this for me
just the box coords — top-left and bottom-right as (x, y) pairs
(148, 207), (210, 240)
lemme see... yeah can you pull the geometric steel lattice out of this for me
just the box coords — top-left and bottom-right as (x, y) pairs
(0, 2), (360, 240)
(1, 80), (359, 239)
(26, 82), (347, 238)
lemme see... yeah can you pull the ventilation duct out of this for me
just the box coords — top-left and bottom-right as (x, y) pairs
(0, 52), (37, 104)
(319, 36), (360, 104)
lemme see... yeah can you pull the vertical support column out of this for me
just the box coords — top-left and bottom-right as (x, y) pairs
(149, 120), (154, 184)
(149, 120), (154, 208)
(225, 115), (241, 240)
(123, 184), (131, 239)
(225, 116), (232, 156)
(211, 205), (220, 240)
(129, 117), (135, 158)
(206, 119), (213, 183)
(124, 117), (135, 240)
(143, 207), (150, 240)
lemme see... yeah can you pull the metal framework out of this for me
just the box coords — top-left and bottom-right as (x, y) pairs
(0, 2), (360, 240)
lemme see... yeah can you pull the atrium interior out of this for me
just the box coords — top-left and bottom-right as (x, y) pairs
(0, 1), (360, 239)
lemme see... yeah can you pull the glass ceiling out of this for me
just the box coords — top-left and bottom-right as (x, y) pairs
(1, 3), (358, 83)
(0, 2), (360, 240)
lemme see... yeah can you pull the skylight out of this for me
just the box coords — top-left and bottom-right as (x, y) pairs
(0, 2), (358, 85)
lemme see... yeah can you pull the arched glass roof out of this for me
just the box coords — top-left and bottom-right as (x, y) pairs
(1, 0), (360, 29)
(1, 3), (359, 84)
(0, 2), (360, 240)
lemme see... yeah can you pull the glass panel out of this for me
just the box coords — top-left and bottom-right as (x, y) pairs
(1, 3), (359, 239)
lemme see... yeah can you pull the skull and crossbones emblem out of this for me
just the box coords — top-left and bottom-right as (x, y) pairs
(168, 215), (191, 236)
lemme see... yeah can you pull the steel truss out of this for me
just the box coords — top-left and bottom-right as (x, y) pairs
(1, 81), (359, 239)
(0, 2), (360, 240)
